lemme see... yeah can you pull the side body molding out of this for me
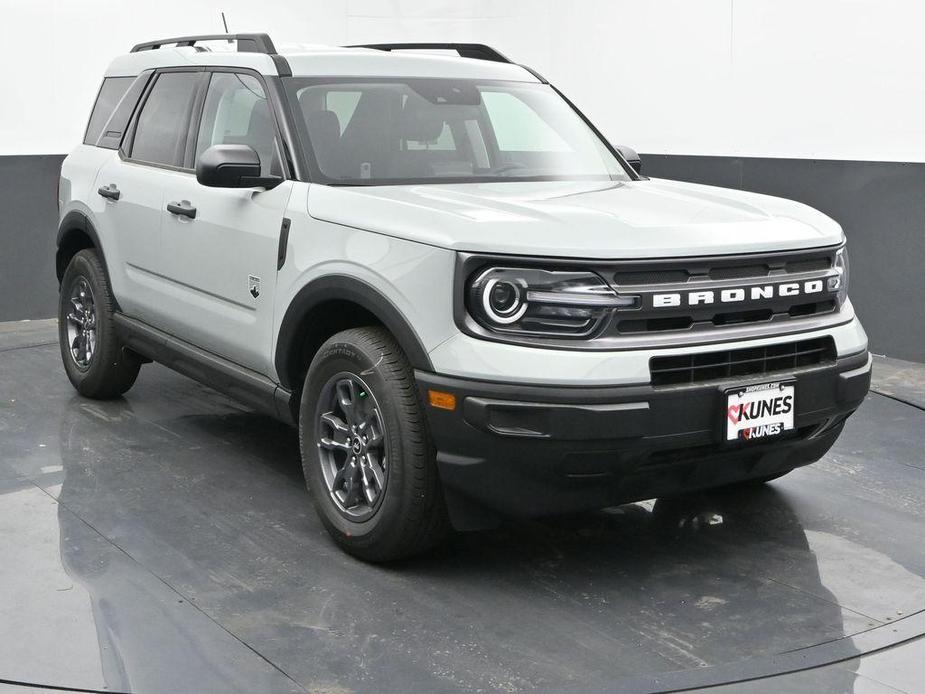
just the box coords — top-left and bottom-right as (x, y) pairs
(275, 275), (434, 391)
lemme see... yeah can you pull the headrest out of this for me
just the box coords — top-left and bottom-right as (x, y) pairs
(399, 106), (445, 142)
(305, 109), (341, 144)
(298, 88), (321, 115)
(247, 103), (272, 137)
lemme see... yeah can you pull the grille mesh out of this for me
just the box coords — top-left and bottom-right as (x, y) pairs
(708, 264), (770, 281)
(611, 251), (833, 288)
(649, 337), (837, 386)
(612, 269), (689, 286)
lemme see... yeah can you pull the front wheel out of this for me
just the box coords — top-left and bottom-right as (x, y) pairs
(58, 249), (141, 399)
(299, 327), (448, 562)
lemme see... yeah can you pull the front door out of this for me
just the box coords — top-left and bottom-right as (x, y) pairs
(156, 71), (292, 375)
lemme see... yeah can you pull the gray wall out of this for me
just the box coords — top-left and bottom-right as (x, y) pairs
(1, 154), (921, 362)
(642, 155), (925, 363)
(0, 155), (65, 322)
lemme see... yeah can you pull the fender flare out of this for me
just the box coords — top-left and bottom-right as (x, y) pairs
(275, 274), (434, 390)
(56, 210), (108, 282)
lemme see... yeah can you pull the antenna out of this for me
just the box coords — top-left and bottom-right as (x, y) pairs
(221, 11), (229, 33)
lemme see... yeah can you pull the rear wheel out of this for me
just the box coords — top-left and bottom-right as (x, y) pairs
(299, 326), (448, 561)
(58, 249), (141, 399)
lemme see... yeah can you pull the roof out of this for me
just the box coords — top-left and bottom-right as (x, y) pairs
(104, 41), (540, 83)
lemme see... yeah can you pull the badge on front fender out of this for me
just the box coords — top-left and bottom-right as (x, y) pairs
(248, 275), (261, 299)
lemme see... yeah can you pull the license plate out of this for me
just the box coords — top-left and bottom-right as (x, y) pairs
(725, 381), (795, 442)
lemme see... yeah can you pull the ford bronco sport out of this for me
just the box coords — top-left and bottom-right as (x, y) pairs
(58, 34), (871, 560)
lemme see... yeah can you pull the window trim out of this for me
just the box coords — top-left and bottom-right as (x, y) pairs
(183, 71), (210, 169)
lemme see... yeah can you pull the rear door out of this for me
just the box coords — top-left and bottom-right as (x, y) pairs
(93, 69), (205, 324)
(155, 69), (293, 375)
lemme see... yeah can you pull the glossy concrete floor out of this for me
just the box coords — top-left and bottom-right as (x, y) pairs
(1, 320), (924, 694)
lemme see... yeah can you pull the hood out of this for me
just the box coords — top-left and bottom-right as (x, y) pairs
(307, 178), (843, 259)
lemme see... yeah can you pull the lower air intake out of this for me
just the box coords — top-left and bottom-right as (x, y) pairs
(649, 337), (837, 387)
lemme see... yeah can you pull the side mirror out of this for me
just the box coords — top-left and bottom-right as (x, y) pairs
(196, 144), (282, 189)
(616, 145), (642, 174)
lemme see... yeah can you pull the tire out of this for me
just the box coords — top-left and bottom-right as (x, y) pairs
(299, 326), (449, 561)
(58, 249), (141, 399)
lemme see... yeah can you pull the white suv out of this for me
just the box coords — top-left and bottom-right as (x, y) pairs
(58, 34), (871, 560)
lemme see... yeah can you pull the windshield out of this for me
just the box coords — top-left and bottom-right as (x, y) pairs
(284, 77), (632, 185)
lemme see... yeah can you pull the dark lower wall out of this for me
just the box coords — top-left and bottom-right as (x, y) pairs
(1, 154), (922, 362)
(0, 155), (65, 322)
(642, 154), (925, 363)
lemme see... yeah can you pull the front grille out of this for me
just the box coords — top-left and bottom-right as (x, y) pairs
(709, 263), (770, 281)
(613, 269), (690, 285)
(786, 257), (831, 274)
(611, 251), (833, 288)
(605, 247), (840, 337)
(649, 337), (837, 387)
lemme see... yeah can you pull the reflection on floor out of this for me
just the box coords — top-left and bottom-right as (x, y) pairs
(1, 320), (923, 694)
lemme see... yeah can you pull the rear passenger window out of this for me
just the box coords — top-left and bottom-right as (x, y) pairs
(131, 72), (201, 167)
(84, 77), (134, 146)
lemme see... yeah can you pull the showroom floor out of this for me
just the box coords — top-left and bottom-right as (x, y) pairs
(1, 319), (923, 694)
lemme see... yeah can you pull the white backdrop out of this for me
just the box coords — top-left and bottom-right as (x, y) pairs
(2, 0), (923, 161)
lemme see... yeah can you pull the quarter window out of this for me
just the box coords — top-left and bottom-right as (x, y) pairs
(84, 77), (134, 146)
(131, 72), (200, 167)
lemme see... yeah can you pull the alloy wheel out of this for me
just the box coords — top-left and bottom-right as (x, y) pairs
(65, 277), (98, 371)
(315, 372), (389, 521)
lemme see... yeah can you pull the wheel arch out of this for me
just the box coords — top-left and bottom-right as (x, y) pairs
(56, 211), (107, 285)
(275, 275), (434, 395)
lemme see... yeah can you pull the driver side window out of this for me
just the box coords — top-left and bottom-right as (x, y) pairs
(196, 72), (282, 177)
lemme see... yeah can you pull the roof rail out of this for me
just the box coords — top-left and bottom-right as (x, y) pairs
(130, 33), (277, 54)
(348, 43), (511, 64)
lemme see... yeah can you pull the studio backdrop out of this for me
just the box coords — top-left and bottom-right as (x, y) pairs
(1, 0), (922, 360)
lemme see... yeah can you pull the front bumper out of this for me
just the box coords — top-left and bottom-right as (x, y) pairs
(416, 350), (871, 529)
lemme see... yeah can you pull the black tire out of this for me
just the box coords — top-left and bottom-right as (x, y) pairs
(58, 249), (141, 399)
(299, 326), (448, 561)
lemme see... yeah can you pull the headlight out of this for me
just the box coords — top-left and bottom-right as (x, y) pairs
(467, 267), (638, 337)
(830, 245), (849, 307)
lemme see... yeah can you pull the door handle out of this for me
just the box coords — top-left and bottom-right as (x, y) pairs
(167, 200), (196, 219)
(97, 184), (120, 201)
